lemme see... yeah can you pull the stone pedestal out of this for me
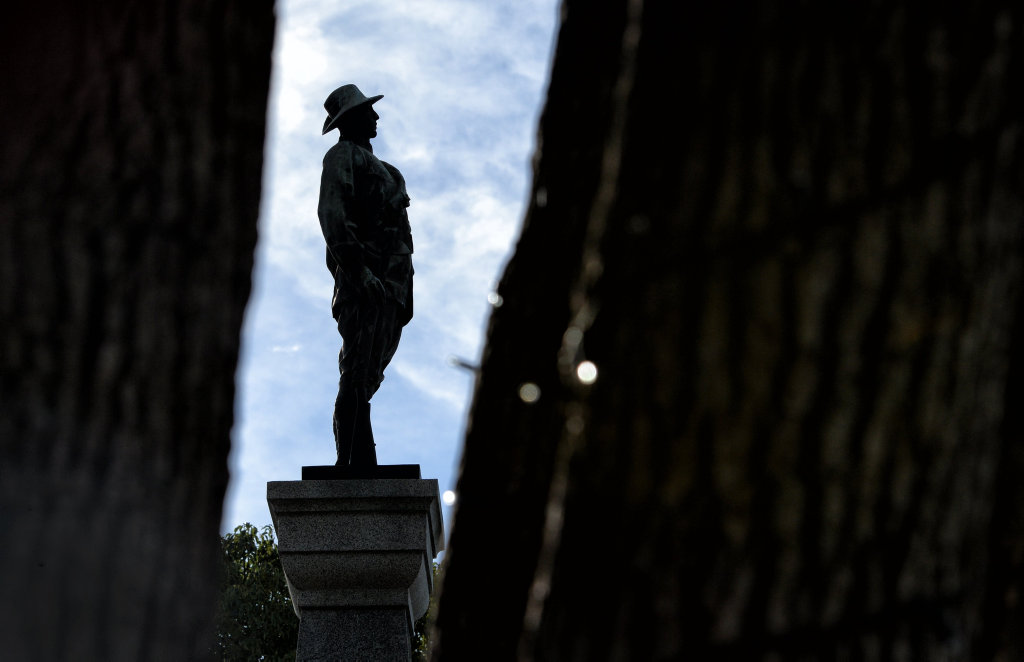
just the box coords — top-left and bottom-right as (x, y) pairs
(267, 475), (444, 662)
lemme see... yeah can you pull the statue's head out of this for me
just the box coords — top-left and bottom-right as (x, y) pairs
(322, 84), (383, 138)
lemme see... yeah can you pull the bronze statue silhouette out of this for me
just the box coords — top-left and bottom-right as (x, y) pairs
(318, 84), (413, 466)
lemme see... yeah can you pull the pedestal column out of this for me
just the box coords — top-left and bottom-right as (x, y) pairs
(267, 475), (444, 661)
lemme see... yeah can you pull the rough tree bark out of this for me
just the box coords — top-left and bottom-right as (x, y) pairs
(434, 1), (1023, 660)
(0, 3), (274, 660)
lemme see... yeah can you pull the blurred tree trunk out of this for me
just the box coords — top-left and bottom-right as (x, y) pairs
(0, 2), (274, 660)
(434, 1), (1023, 660)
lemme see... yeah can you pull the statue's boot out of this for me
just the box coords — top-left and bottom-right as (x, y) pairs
(350, 401), (378, 466)
(333, 387), (359, 466)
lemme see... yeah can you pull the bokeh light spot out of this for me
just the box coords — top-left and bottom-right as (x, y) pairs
(518, 382), (541, 403)
(576, 361), (598, 385)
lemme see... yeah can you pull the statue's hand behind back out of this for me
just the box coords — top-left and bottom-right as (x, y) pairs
(360, 265), (387, 304)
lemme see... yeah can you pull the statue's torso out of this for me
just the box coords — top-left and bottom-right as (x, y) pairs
(319, 140), (414, 323)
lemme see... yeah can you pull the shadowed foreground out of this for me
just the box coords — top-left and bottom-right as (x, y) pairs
(435, 2), (1024, 660)
(0, 3), (275, 659)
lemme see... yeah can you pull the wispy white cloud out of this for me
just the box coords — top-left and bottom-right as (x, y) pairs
(224, 0), (559, 531)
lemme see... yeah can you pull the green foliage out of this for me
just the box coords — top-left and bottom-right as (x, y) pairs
(412, 562), (441, 661)
(213, 524), (298, 662)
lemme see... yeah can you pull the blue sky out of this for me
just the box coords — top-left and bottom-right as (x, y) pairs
(221, 0), (560, 533)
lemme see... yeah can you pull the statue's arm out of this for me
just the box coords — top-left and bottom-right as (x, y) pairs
(318, 146), (385, 299)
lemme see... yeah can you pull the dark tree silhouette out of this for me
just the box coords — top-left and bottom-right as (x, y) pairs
(0, 3), (274, 660)
(434, 1), (1024, 660)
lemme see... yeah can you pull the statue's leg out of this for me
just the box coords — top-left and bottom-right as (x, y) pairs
(335, 305), (366, 466)
(334, 381), (377, 466)
(367, 303), (402, 399)
(350, 397), (377, 466)
(346, 302), (402, 465)
(333, 377), (359, 466)
(334, 348), (343, 458)
(335, 302), (381, 467)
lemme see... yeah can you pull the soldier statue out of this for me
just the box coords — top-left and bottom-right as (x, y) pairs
(318, 84), (413, 466)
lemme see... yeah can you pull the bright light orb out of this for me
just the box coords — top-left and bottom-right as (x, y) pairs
(576, 361), (598, 385)
(518, 382), (541, 403)
(442, 490), (457, 506)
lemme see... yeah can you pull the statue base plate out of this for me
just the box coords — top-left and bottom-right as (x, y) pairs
(301, 464), (421, 480)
